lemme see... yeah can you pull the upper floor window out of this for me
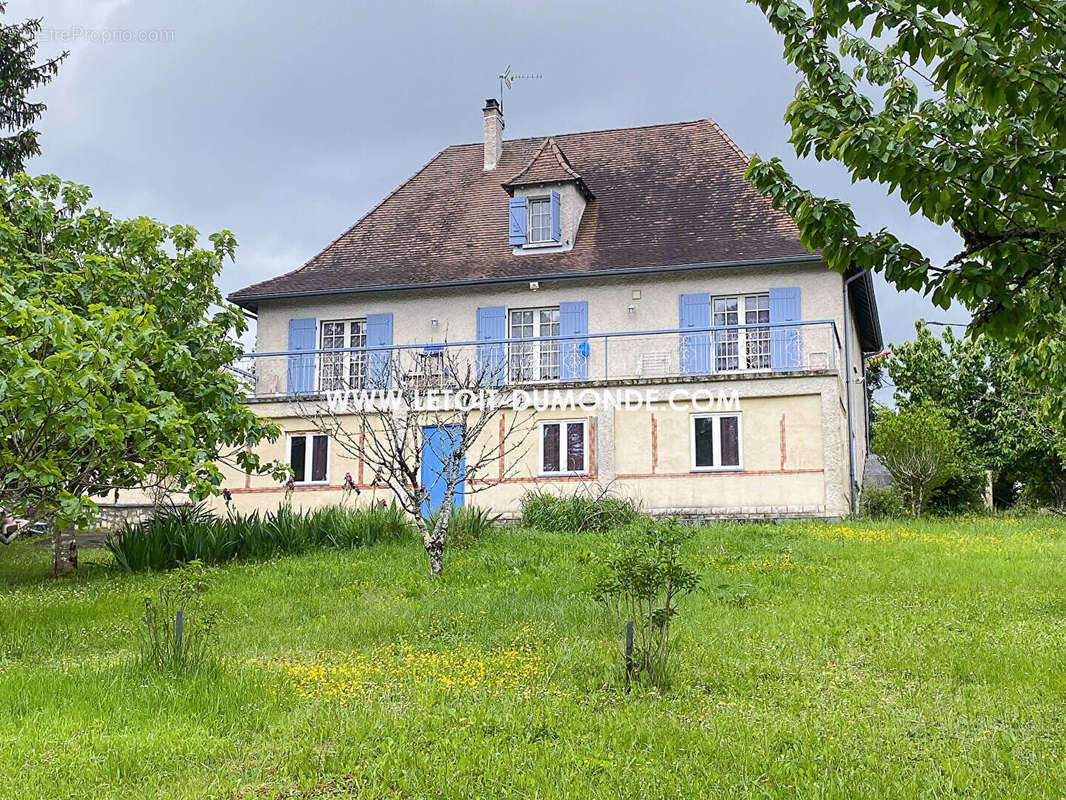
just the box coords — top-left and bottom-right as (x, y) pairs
(509, 306), (560, 382)
(713, 294), (770, 371)
(528, 197), (553, 243)
(320, 318), (367, 391)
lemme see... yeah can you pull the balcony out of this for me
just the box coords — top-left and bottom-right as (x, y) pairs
(236, 319), (842, 400)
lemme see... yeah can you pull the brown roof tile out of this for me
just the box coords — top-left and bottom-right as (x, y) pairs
(230, 119), (815, 305)
(502, 136), (591, 197)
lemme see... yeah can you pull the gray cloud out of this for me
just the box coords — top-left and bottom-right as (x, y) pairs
(19, 0), (970, 379)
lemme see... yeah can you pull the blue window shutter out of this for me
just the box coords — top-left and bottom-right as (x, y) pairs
(366, 312), (393, 387)
(286, 318), (316, 395)
(559, 300), (588, 381)
(550, 189), (561, 242)
(769, 287), (802, 370)
(508, 197), (527, 245)
(476, 306), (507, 385)
(678, 294), (711, 375)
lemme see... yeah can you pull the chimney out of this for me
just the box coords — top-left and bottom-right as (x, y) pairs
(483, 98), (504, 171)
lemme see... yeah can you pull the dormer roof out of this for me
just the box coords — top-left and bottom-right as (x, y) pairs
(501, 137), (593, 200)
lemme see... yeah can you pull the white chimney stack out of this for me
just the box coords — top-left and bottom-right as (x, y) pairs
(483, 98), (504, 171)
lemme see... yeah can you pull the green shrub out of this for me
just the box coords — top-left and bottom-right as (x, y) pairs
(428, 505), (502, 549)
(859, 486), (907, 519)
(520, 489), (642, 534)
(594, 518), (700, 689)
(138, 561), (218, 675)
(107, 501), (416, 571)
(872, 403), (960, 515)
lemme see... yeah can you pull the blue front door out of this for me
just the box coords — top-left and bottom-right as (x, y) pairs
(421, 424), (465, 516)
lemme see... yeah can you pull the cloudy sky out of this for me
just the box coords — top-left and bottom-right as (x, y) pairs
(18, 0), (970, 356)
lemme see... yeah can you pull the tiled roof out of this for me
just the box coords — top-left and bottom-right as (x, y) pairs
(230, 119), (816, 304)
(502, 137), (591, 198)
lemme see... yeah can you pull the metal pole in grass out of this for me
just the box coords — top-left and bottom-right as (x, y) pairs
(624, 620), (634, 692)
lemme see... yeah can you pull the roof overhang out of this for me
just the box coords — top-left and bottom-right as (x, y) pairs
(846, 267), (883, 352)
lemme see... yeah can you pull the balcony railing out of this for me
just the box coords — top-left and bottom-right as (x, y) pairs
(238, 319), (841, 400)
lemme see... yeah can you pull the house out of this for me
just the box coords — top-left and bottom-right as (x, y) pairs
(221, 100), (882, 519)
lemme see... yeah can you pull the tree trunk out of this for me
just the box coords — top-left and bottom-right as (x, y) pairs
(426, 536), (444, 576)
(51, 526), (77, 577)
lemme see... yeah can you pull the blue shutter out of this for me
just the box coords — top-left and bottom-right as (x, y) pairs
(287, 318), (316, 395)
(550, 189), (561, 243)
(679, 294), (711, 375)
(476, 306), (507, 385)
(508, 197), (527, 245)
(559, 300), (588, 381)
(769, 287), (802, 370)
(366, 312), (393, 387)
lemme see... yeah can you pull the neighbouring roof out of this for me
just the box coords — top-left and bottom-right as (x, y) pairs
(229, 117), (882, 350)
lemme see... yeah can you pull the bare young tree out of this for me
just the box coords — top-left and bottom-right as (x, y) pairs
(294, 341), (537, 575)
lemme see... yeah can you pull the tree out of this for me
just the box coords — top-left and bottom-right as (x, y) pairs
(872, 403), (959, 515)
(0, 174), (281, 575)
(883, 322), (1066, 506)
(295, 346), (536, 576)
(0, 3), (66, 176)
(745, 2), (1066, 348)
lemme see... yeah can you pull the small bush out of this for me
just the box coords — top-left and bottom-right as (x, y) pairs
(594, 518), (700, 689)
(520, 489), (642, 534)
(107, 501), (416, 571)
(139, 561), (218, 674)
(428, 505), (502, 549)
(859, 486), (907, 519)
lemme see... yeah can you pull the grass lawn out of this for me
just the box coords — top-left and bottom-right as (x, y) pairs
(3, 516), (1066, 799)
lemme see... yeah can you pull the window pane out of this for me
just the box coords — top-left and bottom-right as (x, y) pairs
(566, 422), (585, 472)
(289, 436), (306, 482)
(720, 416), (740, 467)
(311, 435), (329, 482)
(529, 199), (551, 243)
(542, 423), (560, 473)
(694, 418), (715, 468)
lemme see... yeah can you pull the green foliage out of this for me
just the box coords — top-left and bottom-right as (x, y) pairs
(747, 1), (1066, 335)
(746, 1), (1066, 434)
(427, 505), (502, 550)
(594, 518), (700, 689)
(884, 323), (1066, 507)
(872, 404), (960, 515)
(106, 502), (415, 571)
(520, 489), (642, 534)
(138, 561), (218, 675)
(0, 4), (66, 175)
(0, 174), (283, 535)
(859, 485), (908, 520)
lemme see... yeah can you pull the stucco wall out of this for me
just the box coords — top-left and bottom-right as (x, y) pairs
(214, 375), (847, 519)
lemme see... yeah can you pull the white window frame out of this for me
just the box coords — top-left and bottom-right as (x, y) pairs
(712, 293), (770, 372)
(538, 419), (588, 476)
(287, 432), (330, 485)
(689, 413), (743, 472)
(527, 196), (553, 244)
(319, 318), (368, 391)
(509, 306), (561, 383)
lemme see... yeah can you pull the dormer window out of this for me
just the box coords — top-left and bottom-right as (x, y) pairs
(528, 197), (553, 243)
(508, 190), (561, 247)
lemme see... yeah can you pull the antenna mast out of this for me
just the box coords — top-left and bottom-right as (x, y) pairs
(497, 65), (542, 113)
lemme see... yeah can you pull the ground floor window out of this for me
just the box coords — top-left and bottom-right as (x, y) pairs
(288, 433), (329, 484)
(690, 413), (742, 470)
(539, 419), (587, 475)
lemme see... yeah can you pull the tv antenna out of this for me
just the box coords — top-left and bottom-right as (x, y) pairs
(498, 65), (542, 113)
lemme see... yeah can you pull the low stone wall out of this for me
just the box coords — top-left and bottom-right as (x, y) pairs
(94, 503), (186, 531)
